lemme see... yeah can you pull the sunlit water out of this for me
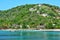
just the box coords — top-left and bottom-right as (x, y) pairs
(0, 30), (60, 40)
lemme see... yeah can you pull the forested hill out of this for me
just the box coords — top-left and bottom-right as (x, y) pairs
(0, 4), (60, 29)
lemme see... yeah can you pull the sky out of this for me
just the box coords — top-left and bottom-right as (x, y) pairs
(0, 0), (60, 10)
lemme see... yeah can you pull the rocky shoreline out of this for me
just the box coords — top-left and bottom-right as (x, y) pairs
(0, 29), (60, 32)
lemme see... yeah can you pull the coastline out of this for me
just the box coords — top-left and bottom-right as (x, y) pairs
(0, 29), (60, 31)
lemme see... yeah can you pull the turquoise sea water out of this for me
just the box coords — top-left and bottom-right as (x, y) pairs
(0, 30), (60, 40)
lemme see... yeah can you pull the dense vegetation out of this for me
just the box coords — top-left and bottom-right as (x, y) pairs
(0, 4), (60, 29)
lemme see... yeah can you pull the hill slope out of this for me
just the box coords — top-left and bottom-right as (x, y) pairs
(0, 4), (60, 29)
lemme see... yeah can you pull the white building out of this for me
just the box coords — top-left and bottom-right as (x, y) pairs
(41, 14), (48, 17)
(38, 4), (41, 7)
(27, 25), (30, 29)
(52, 24), (55, 26)
(37, 10), (40, 14)
(20, 25), (22, 29)
(29, 8), (37, 12)
(36, 24), (45, 29)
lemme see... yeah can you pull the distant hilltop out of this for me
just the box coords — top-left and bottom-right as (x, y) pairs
(0, 4), (60, 29)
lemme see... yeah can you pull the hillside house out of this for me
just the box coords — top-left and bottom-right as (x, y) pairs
(36, 24), (45, 30)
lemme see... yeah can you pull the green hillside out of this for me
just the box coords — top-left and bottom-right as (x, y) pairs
(0, 4), (60, 29)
